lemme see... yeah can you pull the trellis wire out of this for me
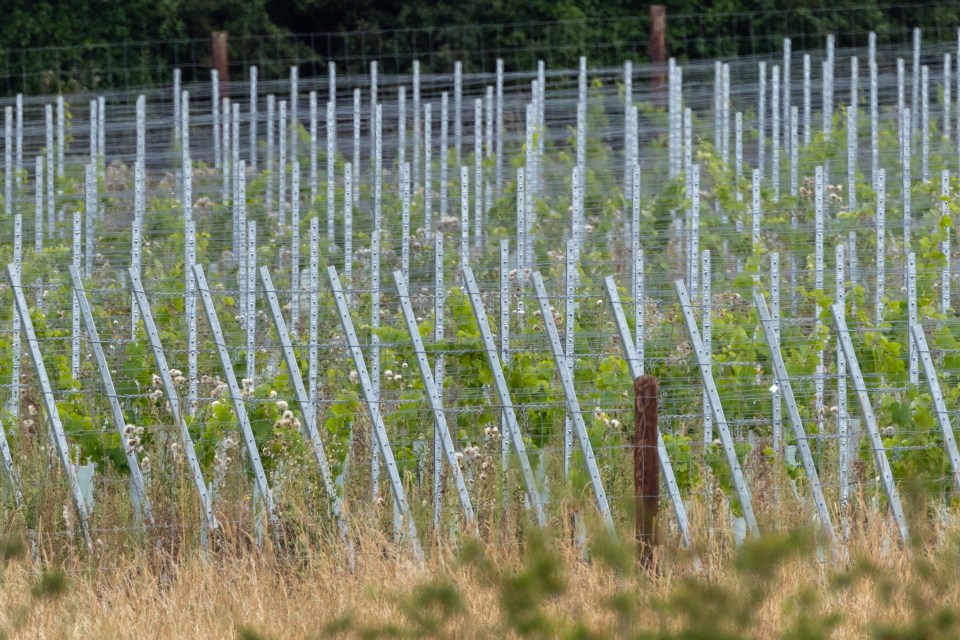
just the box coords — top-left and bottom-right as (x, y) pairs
(2, 31), (960, 555)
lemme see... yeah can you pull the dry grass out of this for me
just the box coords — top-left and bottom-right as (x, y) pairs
(3, 445), (960, 638)
(2, 500), (960, 640)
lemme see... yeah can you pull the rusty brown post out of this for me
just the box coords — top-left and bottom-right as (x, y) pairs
(212, 31), (229, 97)
(648, 5), (666, 108)
(634, 375), (660, 568)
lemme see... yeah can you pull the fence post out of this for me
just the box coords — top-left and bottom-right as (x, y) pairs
(434, 233), (446, 529)
(649, 5), (667, 107)
(10, 214), (21, 421)
(604, 275), (692, 549)
(212, 31), (229, 97)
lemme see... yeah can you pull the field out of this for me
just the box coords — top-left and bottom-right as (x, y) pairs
(0, 23), (959, 638)
(4, 506), (960, 638)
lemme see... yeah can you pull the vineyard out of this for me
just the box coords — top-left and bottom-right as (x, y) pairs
(1, 21), (960, 637)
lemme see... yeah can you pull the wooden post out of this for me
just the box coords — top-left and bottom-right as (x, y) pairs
(635, 375), (660, 568)
(648, 6), (667, 108)
(212, 31), (229, 96)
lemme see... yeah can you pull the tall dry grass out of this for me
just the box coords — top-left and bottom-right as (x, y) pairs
(2, 496), (960, 639)
(4, 421), (960, 638)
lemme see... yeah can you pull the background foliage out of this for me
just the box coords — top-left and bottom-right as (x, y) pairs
(3, 0), (960, 93)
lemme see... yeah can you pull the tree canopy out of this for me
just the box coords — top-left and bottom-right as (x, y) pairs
(0, 0), (957, 93)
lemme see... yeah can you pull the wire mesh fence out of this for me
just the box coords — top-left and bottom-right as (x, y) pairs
(2, 16), (960, 559)
(4, 2), (960, 94)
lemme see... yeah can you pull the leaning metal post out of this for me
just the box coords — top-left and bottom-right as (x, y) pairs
(393, 270), (477, 531)
(8, 263), (92, 550)
(328, 265), (424, 561)
(675, 279), (760, 539)
(462, 266), (547, 528)
(193, 264), (280, 541)
(71, 265), (154, 526)
(129, 266), (217, 540)
(831, 303), (910, 545)
(755, 291), (838, 554)
(532, 271), (615, 535)
(260, 266), (354, 564)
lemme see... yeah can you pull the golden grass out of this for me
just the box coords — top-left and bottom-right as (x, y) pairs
(3, 443), (960, 638)
(2, 501), (960, 640)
